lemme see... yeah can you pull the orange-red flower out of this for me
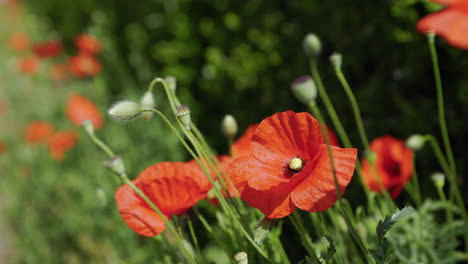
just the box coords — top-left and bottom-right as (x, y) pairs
(47, 130), (78, 161)
(231, 124), (257, 158)
(326, 125), (340, 147)
(66, 93), (104, 129)
(417, 0), (468, 49)
(69, 53), (101, 78)
(0, 141), (5, 154)
(361, 135), (414, 198)
(115, 162), (212, 236)
(18, 56), (40, 75)
(229, 111), (357, 219)
(25, 121), (54, 144)
(75, 34), (101, 55)
(33, 40), (62, 58)
(8, 32), (30, 51)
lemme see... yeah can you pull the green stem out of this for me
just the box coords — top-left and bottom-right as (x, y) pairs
(290, 212), (320, 262)
(435, 184), (454, 239)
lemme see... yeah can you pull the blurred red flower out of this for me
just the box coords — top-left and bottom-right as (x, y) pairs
(115, 161), (212, 237)
(33, 40), (62, 58)
(0, 141), (5, 154)
(69, 53), (101, 78)
(417, 0), (468, 49)
(361, 135), (414, 198)
(8, 32), (30, 51)
(18, 56), (40, 75)
(229, 111), (357, 218)
(66, 93), (104, 129)
(49, 64), (69, 81)
(25, 121), (54, 144)
(75, 34), (101, 55)
(47, 130), (78, 161)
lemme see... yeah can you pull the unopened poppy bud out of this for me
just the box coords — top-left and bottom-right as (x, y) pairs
(234, 252), (248, 264)
(108, 100), (142, 122)
(291, 75), (317, 104)
(303, 33), (321, 58)
(176, 105), (191, 129)
(165, 76), (177, 95)
(329, 52), (342, 70)
(406, 134), (425, 151)
(105, 156), (126, 177)
(289, 157), (303, 172)
(431, 172), (445, 189)
(254, 217), (274, 245)
(222, 114), (238, 139)
(82, 120), (95, 136)
(140, 91), (155, 120)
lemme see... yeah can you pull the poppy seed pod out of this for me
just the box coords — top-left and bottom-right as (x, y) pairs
(291, 75), (317, 104)
(140, 91), (155, 120)
(303, 33), (321, 58)
(330, 52), (343, 70)
(234, 252), (248, 264)
(222, 114), (238, 139)
(176, 105), (191, 129)
(108, 100), (142, 122)
(406, 134), (426, 151)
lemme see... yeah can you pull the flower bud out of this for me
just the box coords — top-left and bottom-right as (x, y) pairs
(303, 33), (321, 58)
(108, 100), (142, 122)
(176, 105), (191, 129)
(165, 76), (177, 95)
(254, 217), (274, 245)
(222, 114), (238, 139)
(82, 120), (95, 136)
(406, 134), (425, 151)
(234, 252), (248, 264)
(105, 156), (126, 177)
(329, 52), (342, 70)
(431, 172), (445, 189)
(291, 75), (317, 104)
(140, 91), (156, 120)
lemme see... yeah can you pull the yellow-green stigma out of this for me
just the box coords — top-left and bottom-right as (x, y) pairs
(289, 157), (303, 172)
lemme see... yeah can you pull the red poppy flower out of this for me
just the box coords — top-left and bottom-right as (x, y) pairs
(47, 130), (78, 161)
(228, 111), (357, 219)
(75, 34), (101, 55)
(231, 124), (257, 158)
(360, 135), (414, 198)
(18, 56), (40, 75)
(115, 161), (212, 237)
(49, 64), (69, 81)
(8, 32), (30, 51)
(69, 53), (101, 78)
(417, 0), (468, 49)
(25, 121), (54, 144)
(66, 93), (104, 129)
(0, 141), (5, 154)
(33, 40), (62, 58)
(326, 125), (340, 147)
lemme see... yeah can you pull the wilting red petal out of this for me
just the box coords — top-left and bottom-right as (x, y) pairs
(417, 8), (468, 49)
(361, 135), (413, 198)
(231, 124), (257, 158)
(115, 162), (211, 236)
(75, 34), (101, 55)
(291, 146), (356, 212)
(25, 121), (54, 144)
(66, 93), (104, 129)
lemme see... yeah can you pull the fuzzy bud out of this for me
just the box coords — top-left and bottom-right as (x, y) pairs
(222, 114), (238, 139)
(234, 252), (248, 264)
(140, 91), (156, 120)
(406, 134), (425, 151)
(176, 105), (191, 129)
(303, 33), (321, 58)
(254, 217), (274, 245)
(431, 172), (445, 189)
(329, 52), (343, 70)
(108, 100), (142, 122)
(291, 75), (317, 104)
(82, 120), (95, 136)
(165, 76), (177, 95)
(105, 156), (126, 177)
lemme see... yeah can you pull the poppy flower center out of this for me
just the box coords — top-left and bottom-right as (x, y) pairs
(289, 157), (303, 172)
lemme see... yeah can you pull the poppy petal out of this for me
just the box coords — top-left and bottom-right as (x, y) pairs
(291, 145), (357, 212)
(231, 124), (257, 158)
